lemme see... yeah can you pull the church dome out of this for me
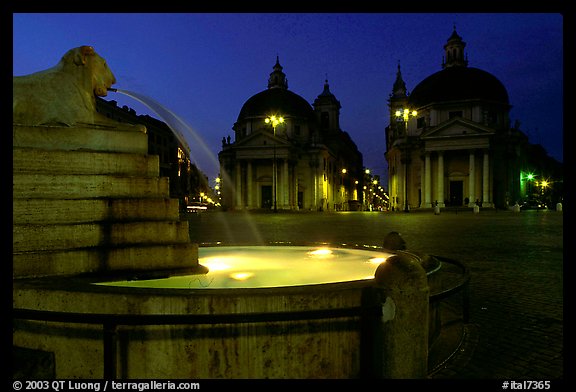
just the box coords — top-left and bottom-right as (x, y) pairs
(408, 66), (509, 108)
(237, 88), (314, 121)
(406, 27), (509, 109)
(236, 57), (314, 122)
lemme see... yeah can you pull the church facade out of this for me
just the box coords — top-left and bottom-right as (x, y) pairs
(385, 28), (532, 210)
(219, 58), (363, 211)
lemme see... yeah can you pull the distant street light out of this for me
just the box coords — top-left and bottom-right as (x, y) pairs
(341, 168), (347, 210)
(395, 108), (418, 212)
(265, 115), (284, 212)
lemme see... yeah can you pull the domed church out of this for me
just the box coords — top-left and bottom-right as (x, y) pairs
(385, 27), (532, 210)
(219, 57), (363, 211)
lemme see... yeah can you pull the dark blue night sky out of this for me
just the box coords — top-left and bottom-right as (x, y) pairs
(13, 13), (563, 182)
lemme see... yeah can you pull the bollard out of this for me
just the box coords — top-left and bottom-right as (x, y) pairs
(434, 205), (440, 215)
(556, 202), (562, 212)
(372, 252), (429, 378)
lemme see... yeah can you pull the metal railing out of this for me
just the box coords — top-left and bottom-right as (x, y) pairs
(429, 255), (471, 323)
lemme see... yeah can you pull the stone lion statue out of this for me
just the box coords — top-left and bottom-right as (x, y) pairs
(13, 46), (125, 127)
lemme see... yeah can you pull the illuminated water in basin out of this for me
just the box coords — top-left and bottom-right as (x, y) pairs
(97, 246), (394, 289)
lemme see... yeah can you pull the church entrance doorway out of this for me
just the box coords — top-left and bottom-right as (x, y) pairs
(261, 185), (272, 209)
(449, 180), (463, 206)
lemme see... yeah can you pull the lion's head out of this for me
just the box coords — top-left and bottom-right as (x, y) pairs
(12, 45), (146, 128)
(60, 45), (116, 97)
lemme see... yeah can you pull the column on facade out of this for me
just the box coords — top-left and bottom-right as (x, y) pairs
(316, 166), (322, 211)
(468, 151), (475, 206)
(404, 157), (408, 210)
(282, 159), (289, 209)
(482, 150), (490, 206)
(294, 167), (299, 210)
(315, 166), (320, 210)
(436, 152), (444, 207)
(235, 161), (242, 208)
(392, 155), (397, 209)
(310, 160), (318, 210)
(420, 157), (424, 208)
(246, 161), (253, 208)
(277, 159), (283, 209)
(424, 152), (431, 208)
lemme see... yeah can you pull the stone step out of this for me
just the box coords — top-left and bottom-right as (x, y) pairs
(13, 243), (200, 278)
(12, 123), (201, 279)
(13, 124), (148, 154)
(13, 174), (170, 199)
(13, 148), (159, 177)
(13, 198), (181, 225)
(13, 221), (191, 253)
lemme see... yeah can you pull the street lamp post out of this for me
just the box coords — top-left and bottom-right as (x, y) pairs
(395, 108), (417, 212)
(265, 115), (284, 212)
(364, 169), (370, 211)
(372, 179), (378, 211)
(341, 168), (347, 210)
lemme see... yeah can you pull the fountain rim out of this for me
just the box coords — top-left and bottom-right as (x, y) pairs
(96, 241), (407, 294)
(13, 242), (429, 297)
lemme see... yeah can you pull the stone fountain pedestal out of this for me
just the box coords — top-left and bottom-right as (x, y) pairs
(13, 123), (201, 279)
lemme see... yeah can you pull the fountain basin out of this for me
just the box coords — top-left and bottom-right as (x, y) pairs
(13, 245), (432, 379)
(96, 245), (395, 289)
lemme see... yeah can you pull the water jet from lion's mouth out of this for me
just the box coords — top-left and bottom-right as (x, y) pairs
(106, 87), (264, 244)
(107, 88), (207, 166)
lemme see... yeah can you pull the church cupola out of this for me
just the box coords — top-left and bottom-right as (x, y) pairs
(313, 78), (341, 132)
(268, 56), (289, 89)
(442, 26), (468, 69)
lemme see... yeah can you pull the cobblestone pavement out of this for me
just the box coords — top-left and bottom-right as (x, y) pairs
(185, 209), (564, 380)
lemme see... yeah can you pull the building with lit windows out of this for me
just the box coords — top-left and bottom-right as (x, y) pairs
(218, 58), (363, 211)
(96, 98), (207, 210)
(384, 28), (561, 210)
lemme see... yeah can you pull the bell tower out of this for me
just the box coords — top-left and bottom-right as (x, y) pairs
(387, 61), (409, 143)
(389, 62), (409, 115)
(313, 78), (341, 133)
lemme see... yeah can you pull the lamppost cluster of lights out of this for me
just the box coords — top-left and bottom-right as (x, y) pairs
(264, 115), (285, 130)
(395, 108), (418, 124)
(265, 115), (285, 212)
(395, 107), (418, 212)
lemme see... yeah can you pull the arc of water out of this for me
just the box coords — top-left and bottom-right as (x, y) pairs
(111, 89), (218, 172)
(109, 88), (264, 245)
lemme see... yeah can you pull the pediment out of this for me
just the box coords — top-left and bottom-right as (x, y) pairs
(421, 118), (494, 139)
(233, 130), (288, 148)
